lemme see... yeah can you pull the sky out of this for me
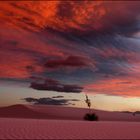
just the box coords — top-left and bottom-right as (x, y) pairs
(0, 1), (140, 111)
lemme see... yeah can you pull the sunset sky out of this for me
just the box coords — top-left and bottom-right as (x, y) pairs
(0, 1), (140, 111)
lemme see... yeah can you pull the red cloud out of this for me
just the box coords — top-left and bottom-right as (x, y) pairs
(0, 50), (43, 79)
(0, 29), (66, 79)
(85, 76), (140, 97)
(0, 1), (139, 34)
(45, 55), (96, 70)
(0, 1), (106, 32)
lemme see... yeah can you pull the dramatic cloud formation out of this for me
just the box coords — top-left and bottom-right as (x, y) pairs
(0, 1), (140, 98)
(30, 78), (83, 93)
(23, 97), (79, 106)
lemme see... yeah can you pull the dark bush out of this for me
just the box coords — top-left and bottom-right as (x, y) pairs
(84, 113), (98, 121)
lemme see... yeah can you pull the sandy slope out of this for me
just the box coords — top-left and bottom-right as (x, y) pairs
(0, 104), (48, 119)
(0, 104), (139, 121)
(0, 118), (140, 139)
(28, 104), (140, 121)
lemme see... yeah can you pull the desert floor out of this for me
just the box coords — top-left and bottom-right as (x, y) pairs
(0, 105), (140, 139)
(0, 118), (140, 139)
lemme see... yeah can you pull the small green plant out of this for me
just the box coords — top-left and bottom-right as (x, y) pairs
(84, 94), (98, 121)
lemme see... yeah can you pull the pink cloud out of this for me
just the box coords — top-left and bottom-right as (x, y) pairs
(85, 76), (140, 97)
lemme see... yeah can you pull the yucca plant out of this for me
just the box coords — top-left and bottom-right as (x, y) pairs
(85, 94), (91, 113)
(84, 94), (98, 121)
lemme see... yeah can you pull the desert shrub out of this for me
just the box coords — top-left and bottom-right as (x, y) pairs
(84, 113), (98, 121)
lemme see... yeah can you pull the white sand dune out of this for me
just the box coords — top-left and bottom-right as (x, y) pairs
(0, 104), (139, 121)
(0, 104), (140, 139)
(28, 104), (140, 121)
(0, 118), (140, 139)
